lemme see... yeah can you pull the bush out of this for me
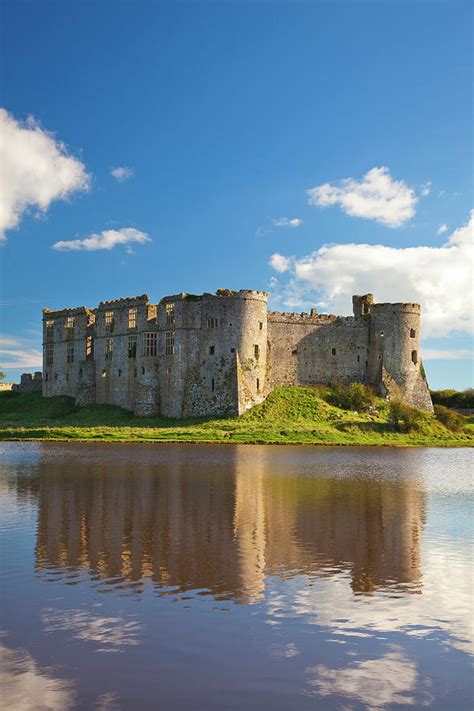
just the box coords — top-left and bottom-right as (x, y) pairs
(431, 388), (474, 409)
(328, 380), (376, 411)
(434, 405), (466, 432)
(388, 400), (424, 433)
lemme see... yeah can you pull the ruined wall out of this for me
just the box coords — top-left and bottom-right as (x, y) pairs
(267, 311), (370, 388)
(42, 290), (433, 416)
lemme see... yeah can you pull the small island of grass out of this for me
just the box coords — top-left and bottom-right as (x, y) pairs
(0, 385), (472, 447)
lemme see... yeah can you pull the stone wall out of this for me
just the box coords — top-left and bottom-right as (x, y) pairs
(42, 290), (433, 416)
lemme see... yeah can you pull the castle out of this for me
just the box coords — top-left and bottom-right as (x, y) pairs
(42, 289), (433, 417)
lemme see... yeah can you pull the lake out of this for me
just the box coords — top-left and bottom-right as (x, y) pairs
(0, 442), (472, 710)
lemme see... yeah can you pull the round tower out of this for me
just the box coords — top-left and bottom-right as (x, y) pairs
(369, 303), (432, 411)
(214, 289), (268, 413)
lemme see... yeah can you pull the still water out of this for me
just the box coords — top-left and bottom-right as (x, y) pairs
(0, 442), (472, 710)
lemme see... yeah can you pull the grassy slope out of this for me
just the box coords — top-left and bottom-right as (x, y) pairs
(0, 388), (472, 446)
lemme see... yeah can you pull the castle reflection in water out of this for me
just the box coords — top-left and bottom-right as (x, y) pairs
(29, 445), (425, 602)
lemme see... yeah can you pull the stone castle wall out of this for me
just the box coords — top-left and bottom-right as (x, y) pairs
(42, 290), (433, 416)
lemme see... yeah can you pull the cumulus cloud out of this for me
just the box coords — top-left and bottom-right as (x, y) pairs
(272, 217), (303, 229)
(0, 108), (90, 240)
(52, 227), (151, 252)
(437, 223), (448, 236)
(269, 253), (291, 273)
(306, 166), (418, 228)
(110, 166), (134, 182)
(269, 211), (474, 337)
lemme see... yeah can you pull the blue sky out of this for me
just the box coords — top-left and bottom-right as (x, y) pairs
(0, 0), (472, 388)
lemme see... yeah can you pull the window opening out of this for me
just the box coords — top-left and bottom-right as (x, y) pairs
(142, 332), (157, 357)
(166, 303), (175, 325)
(66, 343), (74, 364)
(411, 350), (418, 365)
(165, 331), (175, 355)
(105, 338), (113, 360)
(128, 307), (137, 329)
(128, 335), (137, 359)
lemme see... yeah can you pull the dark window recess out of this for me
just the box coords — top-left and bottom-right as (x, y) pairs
(118, 369), (122, 377)
(256, 378), (260, 390)
(410, 328), (416, 338)
(357, 355), (360, 363)
(365, 360), (369, 367)
(128, 335), (137, 359)
(45, 373), (49, 382)
(292, 348), (298, 355)
(411, 350), (418, 365)
(254, 344), (259, 358)
(211, 378), (215, 392)
(259, 322), (263, 330)
(209, 345), (215, 355)
(142, 366), (145, 375)
(380, 330), (384, 337)
(230, 348), (235, 353)
(331, 348), (336, 356)
(79, 368), (83, 379)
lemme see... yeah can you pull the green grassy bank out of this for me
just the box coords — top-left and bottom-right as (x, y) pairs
(0, 387), (472, 446)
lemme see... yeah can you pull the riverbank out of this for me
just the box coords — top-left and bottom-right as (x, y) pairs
(0, 387), (473, 447)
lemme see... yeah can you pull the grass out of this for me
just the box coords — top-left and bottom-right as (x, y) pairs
(0, 387), (473, 447)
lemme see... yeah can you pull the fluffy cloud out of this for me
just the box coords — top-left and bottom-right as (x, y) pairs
(42, 608), (142, 653)
(110, 166), (134, 182)
(307, 166), (418, 228)
(272, 217), (303, 229)
(52, 227), (151, 252)
(0, 108), (90, 240)
(420, 181), (432, 197)
(269, 253), (291, 273)
(437, 223), (448, 236)
(269, 211), (474, 337)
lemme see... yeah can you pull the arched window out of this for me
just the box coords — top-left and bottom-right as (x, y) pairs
(410, 328), (416, 338)
(411, 350), (418, 365)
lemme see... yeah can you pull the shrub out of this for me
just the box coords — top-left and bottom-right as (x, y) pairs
(328, 380), (375, 411)
(431, 388), (474, 409)
(434, 405), (465, 432)
(388, 400), (424, 433)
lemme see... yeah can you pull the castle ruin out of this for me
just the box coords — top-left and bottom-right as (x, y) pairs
(42, 289), (433, 417)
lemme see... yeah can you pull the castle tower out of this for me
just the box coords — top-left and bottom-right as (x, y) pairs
(368, 303), (433, 411)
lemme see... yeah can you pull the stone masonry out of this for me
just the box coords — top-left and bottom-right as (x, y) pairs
(42, 290), (433, 417)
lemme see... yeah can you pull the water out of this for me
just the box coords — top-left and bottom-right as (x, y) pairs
(0, 442), (472, 710)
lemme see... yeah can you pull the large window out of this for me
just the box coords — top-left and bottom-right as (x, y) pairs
(105, 338), (113, 360)
(66, 343), (74, 364)
(65, 316), (75, 335)
(105, 310), (114, 332)
(86, 336), (93, 359)
(165, 331), (175, 355)
(142, 332), (157, 357)
(45, 320), (54, 339)
(207, 317), (218, 329)
(165, 303), (175, 325)
(128, 308), (137, 329)
(45, 343), (54, 366)
(128, 334), (137, 359)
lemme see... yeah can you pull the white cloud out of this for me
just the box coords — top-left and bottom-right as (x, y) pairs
(420, 181), (432, 197)
(269, 253), (291, 273)
(437, 223), (448, 236)
(0, 335), (42, 369)
(269, 211), (474, 337)
(306, 166), (418, 228)
(110, 166), (134, 182)
(52, 227), (151, 252)
(0, 108), (90, 241)
(272, 217), (303, 229)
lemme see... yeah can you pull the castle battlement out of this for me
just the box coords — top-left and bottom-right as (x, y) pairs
(41, 289), (433, 417)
